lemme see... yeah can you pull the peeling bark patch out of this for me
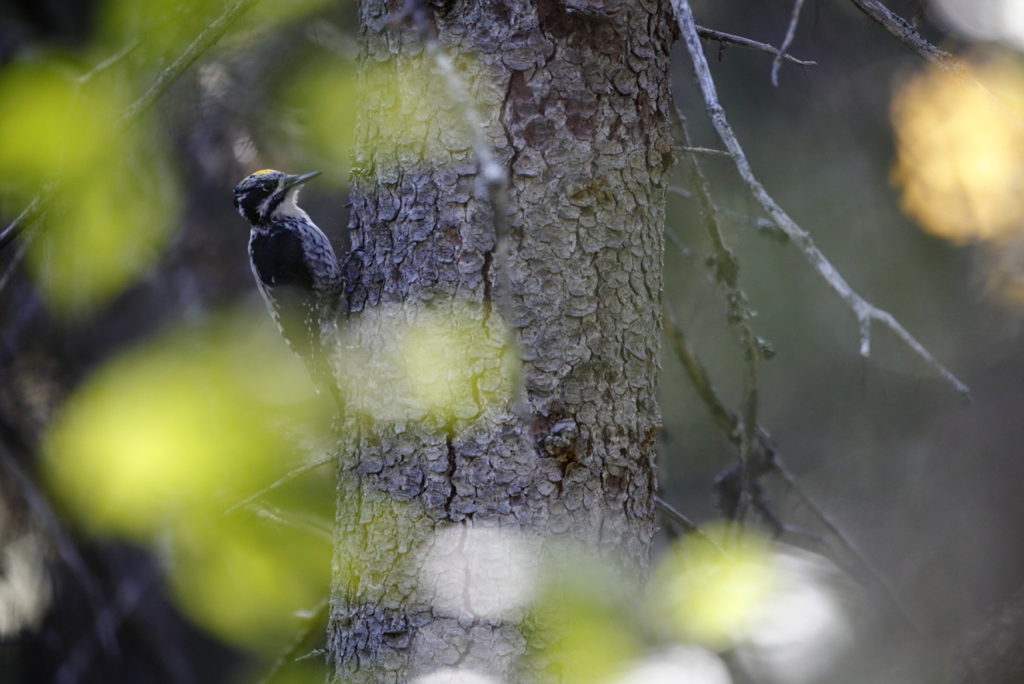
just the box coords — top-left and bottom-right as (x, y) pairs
(523, 118), (555, 148)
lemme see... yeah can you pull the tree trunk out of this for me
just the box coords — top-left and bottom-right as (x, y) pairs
(329, 2), (675, 680)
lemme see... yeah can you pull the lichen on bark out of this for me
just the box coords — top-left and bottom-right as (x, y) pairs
(329, 1), (675, 680)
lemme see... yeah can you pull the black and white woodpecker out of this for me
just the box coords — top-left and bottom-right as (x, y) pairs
(232, 169), (343, 404)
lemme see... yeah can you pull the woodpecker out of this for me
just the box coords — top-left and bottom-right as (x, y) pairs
(232, 169), (343, 404)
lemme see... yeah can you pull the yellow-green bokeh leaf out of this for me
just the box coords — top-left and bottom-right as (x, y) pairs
(169, 510), (330, 650)
(336, 300), (519, 428)
(0, 58), (178, 313)
(648, 524), (776, 650)
(527, 557), (641, 684)
(0, 63), (115, 189)
(281, 54), (485, 180)
(97, 0), (229, 65)
(28, 156), (177, 313)
(43, 310), (324, 538)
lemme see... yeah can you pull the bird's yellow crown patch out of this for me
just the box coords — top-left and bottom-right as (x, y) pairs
(253, 168), (277, 175)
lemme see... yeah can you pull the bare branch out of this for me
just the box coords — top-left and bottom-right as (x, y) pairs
(847, 0), (959, 71)
(662, 307), (737, 437)
(122, 0), (261, 123)
(675, 145), (730, 157)
(771, 0), (807, 85)
(673, 0), (969, 398)
(697, 26), (816, 66)
(654, 495), (727, 555)
(77, 39), (141, 85)
(662, 311), (922, 631)
(773, 458), (924, 632)
(247, 502), (333, 542)
(0, 193), (45, 252)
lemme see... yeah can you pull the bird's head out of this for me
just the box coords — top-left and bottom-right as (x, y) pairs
(233, 169), (320, 226)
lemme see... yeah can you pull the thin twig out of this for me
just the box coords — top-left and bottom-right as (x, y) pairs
(846, 0), (959, 71)
(661, 310), (922, 631)
(673, 0), (969, 398)
(77, 39), (141, 85)
(226, 455), (333, 514)
(675, 145), (730, 157)
(122, 0), (261, 123)
(673, 107), (762, 518)
(655, 494), (702, 534)
(257, 599), (329, 684)
(697, 26), (816, 66)
(773, 457), (924, 632)
(668, 185), (784, 240)
(0, 227), (33, 297)
(248, 502), (333, 542)
(0, 193), (46, 252)
(771, 0), (807, 85)
(654, 495), (726, 555)
(662, 308), (774, 463)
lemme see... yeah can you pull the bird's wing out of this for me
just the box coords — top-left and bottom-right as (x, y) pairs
(249, 230), (324, 354)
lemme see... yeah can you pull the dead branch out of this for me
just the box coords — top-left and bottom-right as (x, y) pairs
(772, 0), (807, 85)
(847, 0), (959, 71)
(697, 26), (816, 66)
(673, 0), (969, 398)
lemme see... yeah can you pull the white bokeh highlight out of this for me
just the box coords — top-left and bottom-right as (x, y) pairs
(932, 0), (1024, 49)
(411, 667), (502, 684)
(418, 524), (540, 620)
(0, 534), (51, 636)
(735, 549), (851, 684)
(611, 646), (732, 684)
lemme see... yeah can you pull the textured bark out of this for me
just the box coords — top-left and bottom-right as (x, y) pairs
(329, 1), (675, 681)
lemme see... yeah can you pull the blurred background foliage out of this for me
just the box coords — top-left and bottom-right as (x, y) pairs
(0, 0), (1023, 682)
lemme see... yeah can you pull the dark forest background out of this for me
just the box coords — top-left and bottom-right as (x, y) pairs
(1, 0), (1022, 682)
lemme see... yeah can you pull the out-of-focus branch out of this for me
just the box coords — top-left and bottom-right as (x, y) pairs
(121, 0), (262, 122)
(76, 39), (141, 85)
(0, 428), (120, 661)
(248, 503), (333, 542)
(672, 0), (970, 398)
(0, 193), (45, 252)
(0, 0), (262, 254)
(661, 310), (922, 631)
(697, 26), (816, 66)
(771, 0), (807, 85)
(662, 308), (776, 470)
(654, 495), (727, 555)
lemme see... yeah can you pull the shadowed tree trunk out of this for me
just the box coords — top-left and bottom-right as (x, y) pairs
(329, 1), (675, 680)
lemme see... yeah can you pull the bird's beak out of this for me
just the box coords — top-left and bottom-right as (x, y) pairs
(283, 170), (321, 189)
